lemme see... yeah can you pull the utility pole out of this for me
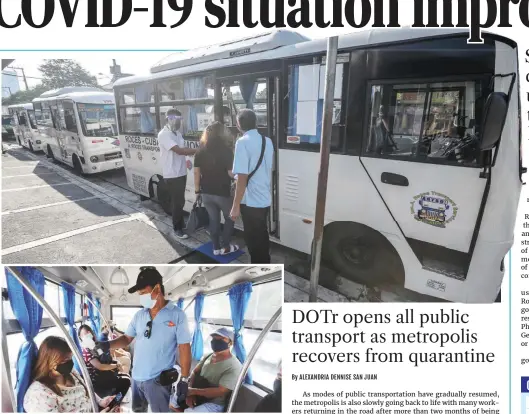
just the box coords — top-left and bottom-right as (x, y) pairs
(8, 66), (29, 90)
(309, 36), (339, 303)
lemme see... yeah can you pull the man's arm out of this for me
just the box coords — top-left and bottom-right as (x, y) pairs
(178, 343), (191, 377)
(233, 174), (248, 206)
(108, 334), (134, 350)
(170, 145), (197, 156)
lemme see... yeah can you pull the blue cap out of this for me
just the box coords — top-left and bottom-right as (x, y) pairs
(211, 327), (234, 342)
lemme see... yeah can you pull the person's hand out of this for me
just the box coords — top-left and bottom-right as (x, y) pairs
(230, 204), (240, 221)
(186, 396), (196, 408)
(99, 395), (115, 409)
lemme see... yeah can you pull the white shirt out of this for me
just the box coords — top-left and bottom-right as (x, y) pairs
(157, 126), (187, 179)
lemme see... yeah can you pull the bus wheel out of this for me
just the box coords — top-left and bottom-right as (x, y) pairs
(157, 181), (173, 215)
(29, 141), (34, 152)
(322, 222), (404, 286)
(17, 137), (22, 146)
(73, 155), (84, 175)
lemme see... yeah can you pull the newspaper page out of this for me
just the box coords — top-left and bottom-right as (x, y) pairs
(0, 1), (528, 414)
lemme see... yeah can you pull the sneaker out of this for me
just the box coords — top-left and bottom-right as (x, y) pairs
(174, 229), (189, 239)
(213, 249), (222, 256)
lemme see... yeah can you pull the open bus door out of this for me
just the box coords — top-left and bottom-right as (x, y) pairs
(217, 73), (281, 238)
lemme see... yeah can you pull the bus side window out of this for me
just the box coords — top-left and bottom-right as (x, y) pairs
(284, 59), (346, 149)
(62, 101), (78, 133)
(18, 111), (27, 126)
(28, 111), (37, 129)
(363, 80), (483, 166)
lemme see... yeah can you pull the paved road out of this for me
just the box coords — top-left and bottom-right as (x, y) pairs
(1, 142), (437, 302)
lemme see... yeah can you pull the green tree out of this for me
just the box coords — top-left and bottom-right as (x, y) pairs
(38, 59), (98, 90)
(3, 84), (47, 106)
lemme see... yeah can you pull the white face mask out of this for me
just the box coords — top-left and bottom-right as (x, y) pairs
(81, 335), (96, 350)
(140, 288), (159, 309)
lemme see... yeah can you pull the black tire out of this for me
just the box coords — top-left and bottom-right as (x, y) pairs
(47, 145), (55, 161)
(322, 222), (404, 285)
(18, 137), (22, 146)
(139, 195), (149, 202)
(29, 141), (34, 152)
(72, 155), (84, 175)
(156, 179), (172, 215)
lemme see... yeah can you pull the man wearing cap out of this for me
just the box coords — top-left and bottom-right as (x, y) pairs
(96, 268), (192, 413)
(169, 327), (242, 413)
(158, 108), (198, 239)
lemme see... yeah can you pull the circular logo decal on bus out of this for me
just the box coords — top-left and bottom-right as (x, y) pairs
(410, 191), (458, 228)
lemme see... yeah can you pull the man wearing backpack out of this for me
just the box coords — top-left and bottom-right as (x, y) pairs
(230, 109), (274, 264)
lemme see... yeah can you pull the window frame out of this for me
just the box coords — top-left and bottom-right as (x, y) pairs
(62, 100), (78, 134)
(280, 54), (350, 154)
(361, 74), (492, 168)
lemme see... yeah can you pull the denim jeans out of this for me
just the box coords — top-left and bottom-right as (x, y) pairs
(184, 402), (224, 412)
(131, 377), (171, 413)
(201, 193), (235, 251)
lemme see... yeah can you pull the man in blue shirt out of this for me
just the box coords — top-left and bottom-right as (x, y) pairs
(230, 109), (274, 264)
(96, 268), (192, 412)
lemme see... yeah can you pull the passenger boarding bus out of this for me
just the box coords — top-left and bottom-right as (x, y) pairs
(33, 87), (123, 174)
(7, 103), (43, 151)
(1, 265), (282, 413)
(113, 29), (523, 303)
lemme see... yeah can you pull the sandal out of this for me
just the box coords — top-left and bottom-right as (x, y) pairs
(220, 244), (239, 255)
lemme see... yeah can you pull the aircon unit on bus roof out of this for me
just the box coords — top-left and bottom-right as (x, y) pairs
(150, 30), (311, 74)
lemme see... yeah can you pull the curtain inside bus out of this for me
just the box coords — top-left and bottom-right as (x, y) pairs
(191, 293), (205, 360)
(239, 80), (257, 110)
(135, 84), (155, 134)
(228, 282), (253, 385)
(183, 77), (207, 134)
(60, 282), (82, 374)
(95, 298), (101, 335)
(177, 298), (184, 310)
(5, 267), (45, 412)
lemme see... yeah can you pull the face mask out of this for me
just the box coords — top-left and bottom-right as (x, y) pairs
(140, 287), (158, 309)
(210, 338), (230, 352)
(56, 360), (74, 376)
(81, 335), (96, 350)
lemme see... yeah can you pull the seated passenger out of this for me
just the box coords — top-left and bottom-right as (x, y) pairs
(254, 361), (281, 412)
(169, 328), (242, 413)
(23, 336), (120, 413)
(79, 325), (131, 399)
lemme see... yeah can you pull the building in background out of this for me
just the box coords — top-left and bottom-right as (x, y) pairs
(2, 69), (20, 99)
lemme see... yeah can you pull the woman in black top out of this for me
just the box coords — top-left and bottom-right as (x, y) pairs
(194, 122), (239, 255)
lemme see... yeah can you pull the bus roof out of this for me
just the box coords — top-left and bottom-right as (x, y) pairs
(33, 91), (115, 105)
(114, 28), (515, 88)
(7, 103), (33, 110)
(38, 86), (104, 98)
(150, 30), (310, 73)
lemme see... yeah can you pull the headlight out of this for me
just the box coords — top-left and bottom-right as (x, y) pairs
(90, 156), (99, 163)
(36, 140), (41, 144)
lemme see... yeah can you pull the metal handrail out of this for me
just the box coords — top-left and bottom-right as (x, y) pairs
(1, 314), (17, 412)
(6, 267), (99, 412)
(226, 306), (282, 413)
(183, 296), (196, 311)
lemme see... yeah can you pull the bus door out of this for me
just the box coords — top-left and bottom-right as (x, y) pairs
(60, 100), (81, 163)
(359, 79), (497, 278)
(217, 73), (281, 237)
(50, 102), (68, 161)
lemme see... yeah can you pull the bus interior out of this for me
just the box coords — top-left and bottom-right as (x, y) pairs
(1, 265), (283, 413)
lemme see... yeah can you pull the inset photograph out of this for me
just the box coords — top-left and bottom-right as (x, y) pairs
(1, 265), (282, 413)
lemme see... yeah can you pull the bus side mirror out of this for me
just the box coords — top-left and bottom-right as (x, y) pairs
(479, 92), (508, 151)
